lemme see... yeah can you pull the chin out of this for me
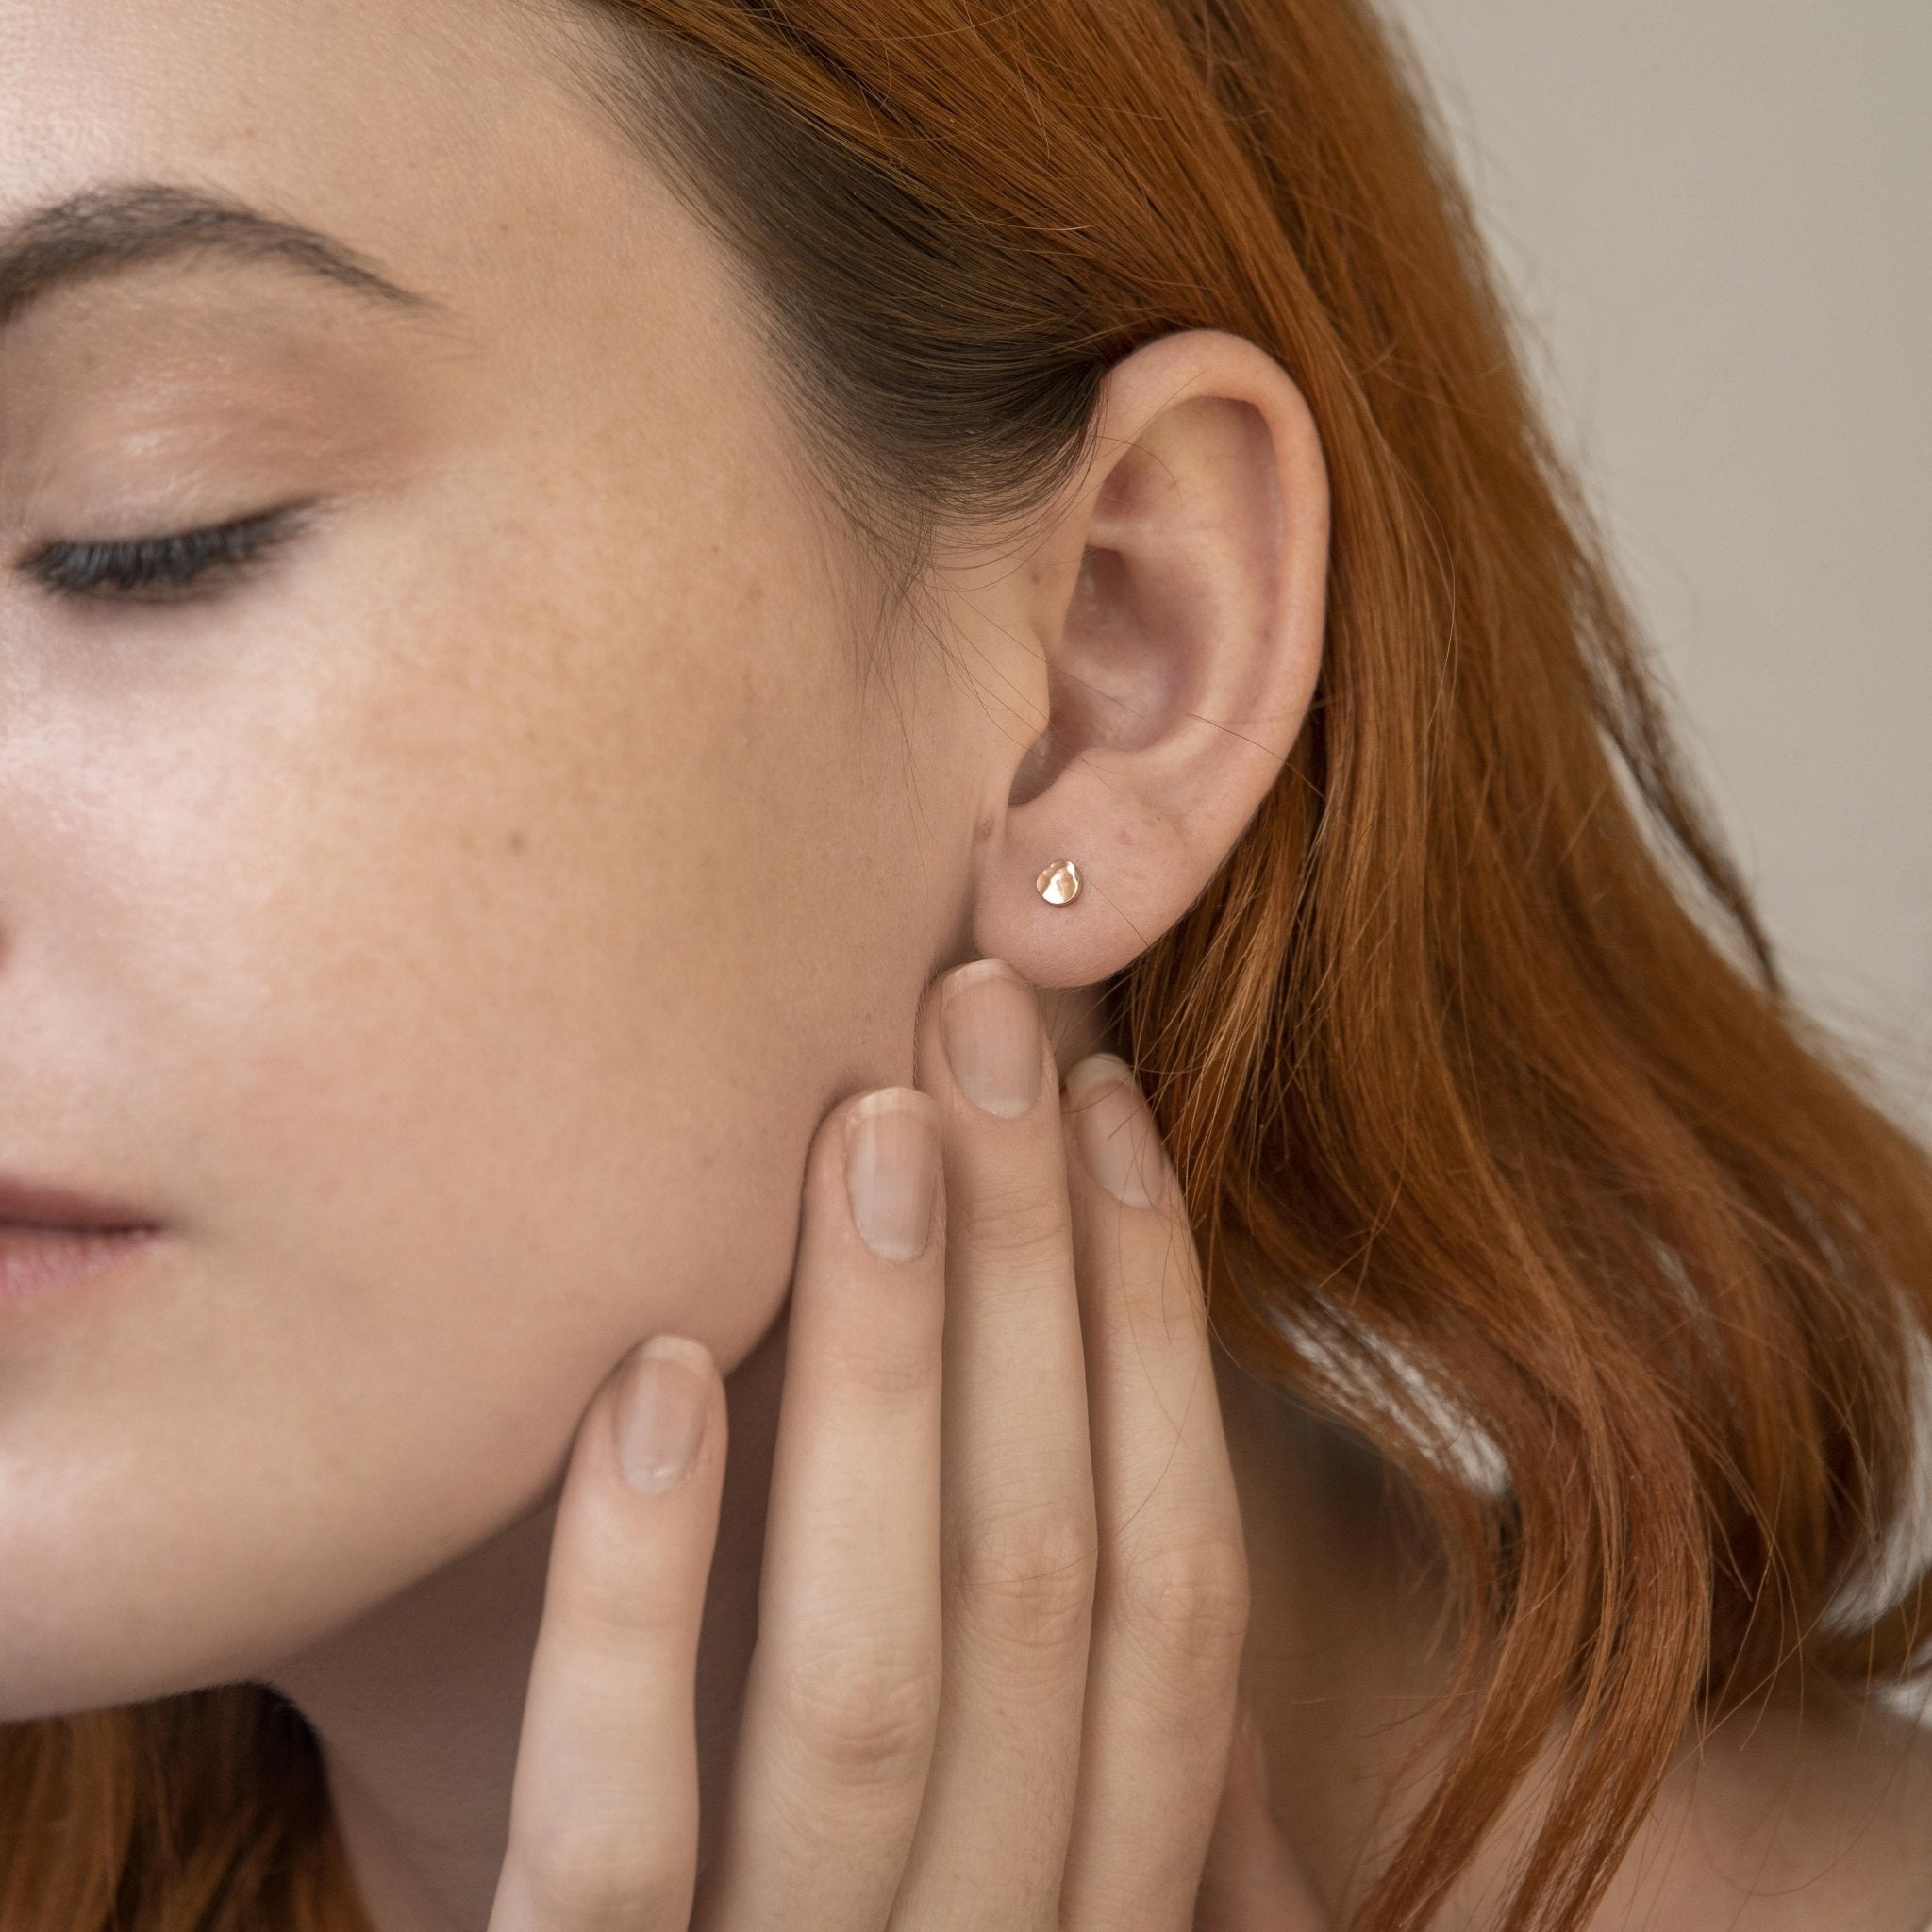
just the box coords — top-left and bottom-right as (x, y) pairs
(2, 1497), (426, 1730)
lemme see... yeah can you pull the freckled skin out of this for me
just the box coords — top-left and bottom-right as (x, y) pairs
(0, 0), (980, 1713)
(8, 11), (1930, 1929)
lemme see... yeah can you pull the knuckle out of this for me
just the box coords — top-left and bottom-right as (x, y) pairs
(1119, 1225), (1208, 1333)
(547, 1527), (696, 1647)
(1111, 1534), (1252, 1672)
(817, 1298), (942, 1403)
(953, 1498), (1098, 1653)
(516, 1819), (685, 1927)
(549, 1571), (691, 1654)
(954, 1176), (1071, 1269)
(773, 1633), (941, 1789)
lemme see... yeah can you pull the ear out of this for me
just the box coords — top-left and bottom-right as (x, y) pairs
(952, 328), (1328, 989)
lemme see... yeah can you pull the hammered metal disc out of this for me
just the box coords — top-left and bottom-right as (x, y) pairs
(1036, 858), (1082, 905)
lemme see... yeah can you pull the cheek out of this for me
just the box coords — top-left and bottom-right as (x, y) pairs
(0, 511), (942, 1714)
(192, 530), (909, 1410)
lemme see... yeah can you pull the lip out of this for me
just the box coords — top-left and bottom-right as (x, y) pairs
(0, 1171), (158, 1232)
(0, 1173), (164, 1312)
(0, 1224), (159, 1309)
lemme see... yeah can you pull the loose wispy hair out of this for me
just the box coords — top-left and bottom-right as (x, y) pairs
(6, 2), (1930, 1926)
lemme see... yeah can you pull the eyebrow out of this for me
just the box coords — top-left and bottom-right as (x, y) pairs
(0, 181), (444, 338)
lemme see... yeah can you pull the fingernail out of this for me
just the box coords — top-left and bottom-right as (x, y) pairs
(1065, 1053), (1173, 1208)
(613, 1338), (710, 1492)
(845, 1090), (940, 1260)
(941, 959), (1041, 1118)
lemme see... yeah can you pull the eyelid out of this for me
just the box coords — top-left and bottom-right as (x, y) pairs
(14, 497), (322, 601)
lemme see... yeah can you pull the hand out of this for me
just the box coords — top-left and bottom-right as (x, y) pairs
(485, 957), (1326, 1930)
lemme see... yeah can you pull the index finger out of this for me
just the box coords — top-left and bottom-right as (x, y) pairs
(489, 1335), (727, 1932)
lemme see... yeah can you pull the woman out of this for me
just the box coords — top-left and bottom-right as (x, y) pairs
(2, 0), (1928, 1926)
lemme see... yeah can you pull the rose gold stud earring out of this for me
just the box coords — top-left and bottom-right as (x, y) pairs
(1036, 858), (1082, 906)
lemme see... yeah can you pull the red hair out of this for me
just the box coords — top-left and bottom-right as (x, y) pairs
(6, 2), (1929, 1925)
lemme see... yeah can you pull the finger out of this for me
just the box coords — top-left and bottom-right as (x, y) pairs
(695, 1088), (946, 1930)
(489, 1335), (726, 1932)
(1054, 1054), (1254, 1932)
(1193, 1707), (1331, 1932)
(892, 958), (1098, 1927)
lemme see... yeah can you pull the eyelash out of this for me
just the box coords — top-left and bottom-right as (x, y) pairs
(18, 504), (312, 603)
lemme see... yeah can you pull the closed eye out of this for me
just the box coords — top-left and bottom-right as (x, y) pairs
(16, 502), (317, 604)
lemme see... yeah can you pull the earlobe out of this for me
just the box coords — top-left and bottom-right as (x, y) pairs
(962, 328), (1329, 989)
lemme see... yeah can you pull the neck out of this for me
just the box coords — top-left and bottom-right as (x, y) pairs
(266, 983), (1444, 1932)
(273, 1330), (1445, 1932)
(268, 1306), (790, 1932)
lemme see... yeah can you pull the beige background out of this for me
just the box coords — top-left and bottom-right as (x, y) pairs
(1380, 0), (1932, 1128)
(1376, 4), (1932, 1711)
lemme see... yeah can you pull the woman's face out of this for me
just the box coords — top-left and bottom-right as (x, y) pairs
(0, 0), (988, 1714)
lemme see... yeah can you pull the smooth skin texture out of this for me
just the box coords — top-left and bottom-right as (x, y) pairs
(485, 960), (1322, 1930)
(0, 0), (1321, 1922)
(1, 2), (1929, 1927)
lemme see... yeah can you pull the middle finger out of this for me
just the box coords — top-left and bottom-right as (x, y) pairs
(891, 957), (1098, 1927)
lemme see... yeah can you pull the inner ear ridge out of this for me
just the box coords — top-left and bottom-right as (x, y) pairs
(1008, 633), (1178, 812)
(1006, 726), (1058, 810)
